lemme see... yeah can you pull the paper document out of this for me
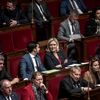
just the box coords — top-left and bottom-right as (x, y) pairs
(81, 62), (89, 65)
(65, 62), (89, 69)
(68, 63), (81, 67)
(42, 69), (60, 74)
(69, 34), (81, 40)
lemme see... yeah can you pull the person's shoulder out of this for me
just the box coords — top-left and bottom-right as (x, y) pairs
(61, 75), (70, 82)
(0, 92), (6, 99)
(45, 51), (52, 55)
(61, 19), (68, 24)
(11, 92), (19, 99)
(22, 53), (30, 58)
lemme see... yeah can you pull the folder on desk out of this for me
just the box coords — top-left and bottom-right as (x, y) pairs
(69, 34), (81, 40)
(42, 69), (60, 74)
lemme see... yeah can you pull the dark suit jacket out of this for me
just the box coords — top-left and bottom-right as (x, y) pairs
(58, 75), (94, 99)
(27, 1), (52, 25)
(60, 0), (87, 16)
(3, 7), (28, 26)
(0, 68), (12, 81)
(44, 50), (68, 70)
(19, 53), (46, 80)
(0, 9), (4, 28)
(0, 92), (19, 100)
(85, 18), (98, 36)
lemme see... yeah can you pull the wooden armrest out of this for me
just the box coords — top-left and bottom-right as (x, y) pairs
(59, 98), (69, 100)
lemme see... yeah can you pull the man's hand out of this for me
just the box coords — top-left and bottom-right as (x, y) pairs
(10, 19), (17, 27)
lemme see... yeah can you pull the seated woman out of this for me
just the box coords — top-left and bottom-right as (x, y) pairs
(31, 72), (53, 100)
(84, 56), (100, 85)
(44, 38), (68, 70)
(85, 7), (100, 36)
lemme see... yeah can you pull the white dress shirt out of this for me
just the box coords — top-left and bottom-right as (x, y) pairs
(29, 53), (38, 72)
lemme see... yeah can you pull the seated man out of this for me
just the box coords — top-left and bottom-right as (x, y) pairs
(0, 79), (19, 100)
(58, 10), (83, 64)
(0, 54), (19, 85)
(27, 0), (52, 41)
(31, 72), (53, 100)
(60, 0), (87, 16)
(19, 41), (46, 80)
(58, 66), (94, 100)
(2, 0), (28, 27)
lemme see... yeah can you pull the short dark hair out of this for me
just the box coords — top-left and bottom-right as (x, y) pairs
(27, 41), (39, 53)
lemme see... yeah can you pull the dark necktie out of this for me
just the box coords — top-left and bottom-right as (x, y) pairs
(34, 56), (39, 67)
(71, 23), (76, 34)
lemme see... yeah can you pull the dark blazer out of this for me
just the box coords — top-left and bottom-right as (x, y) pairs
(0, 92), (19, 100)
(0, 9), (4, 28)
(60, 0), (87, 16)
(0, 68), (12, 81)
(58, 75), (94, 99)
(3, 7), (28, 26)
(27, 1), (52, 25)
(19, 53), (46, 80)
(44, 50), (68, 70)
(85, 18), (98, 36)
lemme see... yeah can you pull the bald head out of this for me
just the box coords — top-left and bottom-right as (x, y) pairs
(0, 79), (12, 96)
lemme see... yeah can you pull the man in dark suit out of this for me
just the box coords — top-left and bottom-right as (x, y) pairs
(58, 66), (94, 100)
(3, 0), (28, 27)
(19, 41), (46, 80)
(60, 0), (87, 16)
(0, 54), (19, 85)
(27, 0), (52, 41)
(0, 79), (19, 100)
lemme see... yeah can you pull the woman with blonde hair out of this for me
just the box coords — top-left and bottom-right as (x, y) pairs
(44, 38), (68, 70)
(84, 56), (100, 85)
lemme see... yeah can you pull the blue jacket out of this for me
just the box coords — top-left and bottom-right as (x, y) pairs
(19, 53), (46, 80)
(60, 0), (87, 16)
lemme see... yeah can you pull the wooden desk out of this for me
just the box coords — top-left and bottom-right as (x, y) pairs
(0, 24), (36, 54)
(43, 63), (89, 86)
(74, 35), (100, 62)
(71, 87), (100, 100)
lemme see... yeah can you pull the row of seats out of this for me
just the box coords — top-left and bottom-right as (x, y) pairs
(0, 24), (35, 53)
(1, 0), (100, 18)
(0, 14), (89, 54)
(16, 0), (100, 17)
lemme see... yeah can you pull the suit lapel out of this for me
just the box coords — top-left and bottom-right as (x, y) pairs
(66, 19), (71, 35)
(28, 54), (35, 71)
